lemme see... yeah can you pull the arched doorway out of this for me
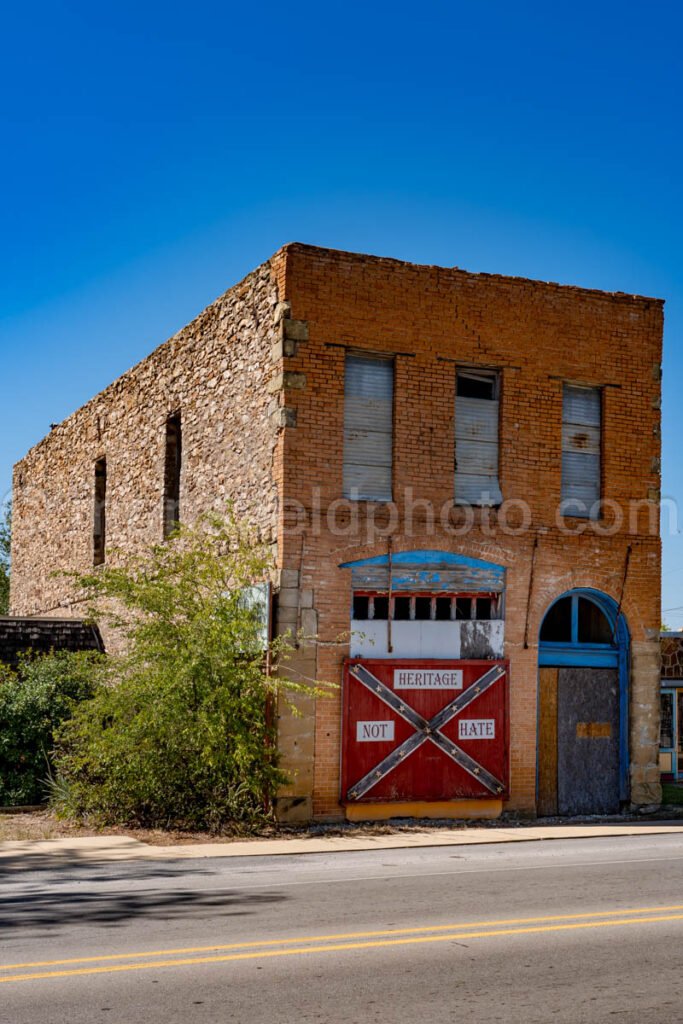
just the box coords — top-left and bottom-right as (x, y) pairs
(537, 589), (629, 816)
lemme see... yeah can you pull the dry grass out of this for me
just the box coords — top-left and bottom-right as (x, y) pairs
(0, 809), (475, 846)
(0, 810), (270, 845)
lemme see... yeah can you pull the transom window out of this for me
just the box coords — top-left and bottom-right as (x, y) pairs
(352, 592), (501, 622)
(540, 594), (613, 646)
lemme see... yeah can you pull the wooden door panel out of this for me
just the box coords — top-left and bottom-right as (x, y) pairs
(557, 667), (620, 816)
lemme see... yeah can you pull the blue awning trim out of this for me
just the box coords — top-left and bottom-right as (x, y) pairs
(340, 549), (506, 593)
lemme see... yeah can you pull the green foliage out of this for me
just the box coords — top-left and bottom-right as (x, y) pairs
(661, 782), (683, 806)
(0, 651), (104, 806)
(0, 500), (11, 615)
(54, 511), (322, 832)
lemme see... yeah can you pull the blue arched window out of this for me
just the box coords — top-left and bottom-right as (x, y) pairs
(539, 590), (617, 664)
(538, 588), (630, 801)
(540, 589), (618, 659)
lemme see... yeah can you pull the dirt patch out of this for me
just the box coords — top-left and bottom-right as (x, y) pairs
(0, 810), (497, 845)
(1, 807), (679, 846)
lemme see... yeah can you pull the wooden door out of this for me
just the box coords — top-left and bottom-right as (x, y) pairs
(538, 666), (620, 816)
(557, 667), (620, 816)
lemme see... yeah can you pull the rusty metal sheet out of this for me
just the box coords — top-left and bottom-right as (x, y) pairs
(575, 721), (612, 739)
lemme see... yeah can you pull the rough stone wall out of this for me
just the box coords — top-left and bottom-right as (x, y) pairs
(11, 254), (288, 635)
(661, 634), (683, 679)
(273, 244), (663, 818)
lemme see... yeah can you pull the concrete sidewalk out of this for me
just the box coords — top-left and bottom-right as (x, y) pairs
(1, 821), (683, 865)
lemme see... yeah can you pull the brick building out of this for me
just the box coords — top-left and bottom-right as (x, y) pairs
(658, 633), (683, 781)
(11, 244), (664, 820)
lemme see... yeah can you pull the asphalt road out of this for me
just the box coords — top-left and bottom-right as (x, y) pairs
(3, 830), (683, 1023)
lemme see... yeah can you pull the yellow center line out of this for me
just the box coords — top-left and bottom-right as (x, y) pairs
(3, 912), (683, 985)
(3, 903), (683, 972)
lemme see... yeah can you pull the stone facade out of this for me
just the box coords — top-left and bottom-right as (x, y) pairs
(11, 255), (287, 620)
(11, 243), (664, 819)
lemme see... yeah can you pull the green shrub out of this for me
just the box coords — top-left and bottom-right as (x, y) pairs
(54, 512), (322, 832)
(0, 651), (104, 806)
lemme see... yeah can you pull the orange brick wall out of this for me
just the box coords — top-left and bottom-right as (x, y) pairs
(274, 244), (663, 817)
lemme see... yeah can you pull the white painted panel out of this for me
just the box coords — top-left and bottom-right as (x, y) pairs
(350, 619), (505, 659)
(489, 618), (505, 656)
(350, 619), (462, 659)
(458, 719), (496, 739)
(356, 720), (395, 742)
(394, 668), (463, 689)
(459, 618), (505, 658)
(350, 619), (389, 657)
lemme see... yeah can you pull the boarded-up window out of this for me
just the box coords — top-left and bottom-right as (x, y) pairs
(343, 354), (393, 501)
(561, 385), (601, 517)
(93, 458), (106, 566)
(455, 370), (502, 505)
(163, 412), (182, 538)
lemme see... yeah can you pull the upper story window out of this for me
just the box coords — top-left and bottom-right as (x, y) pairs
(93, 457), (106, 566)
(343, 353), (393, 501)
(163, 411), (182, 538)
(454, 369), (502, 506)
(561, 384), (601, 517)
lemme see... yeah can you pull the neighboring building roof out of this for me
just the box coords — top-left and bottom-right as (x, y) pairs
(0, 618), (104, 669)
(661, 632), (683, 679)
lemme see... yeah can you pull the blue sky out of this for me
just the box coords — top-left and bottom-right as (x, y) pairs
(1, 1), (681, 622)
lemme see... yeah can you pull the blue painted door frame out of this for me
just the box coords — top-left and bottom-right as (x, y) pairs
(538, 588), (630, 803)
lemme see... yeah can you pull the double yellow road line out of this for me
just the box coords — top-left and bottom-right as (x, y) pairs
(3, 903), (683, 984)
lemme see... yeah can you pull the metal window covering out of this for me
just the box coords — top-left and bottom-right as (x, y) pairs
(562, 385), (601, 514)
(454, 393), (502, 505)
(343, 355), (393, 500)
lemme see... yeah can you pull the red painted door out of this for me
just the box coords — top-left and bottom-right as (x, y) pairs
(341, 659), (509, 804)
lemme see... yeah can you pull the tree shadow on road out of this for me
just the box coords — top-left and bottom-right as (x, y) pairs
(0, 883), (286, 933)
(0, 850), (287, 933)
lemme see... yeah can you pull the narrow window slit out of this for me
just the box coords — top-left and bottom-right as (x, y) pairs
(163, 412), (182, 538)
(93, 457), (106, 566)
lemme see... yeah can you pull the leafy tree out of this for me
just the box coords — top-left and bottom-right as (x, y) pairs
(0, 500), (10, 615)
(54, 512), (322, 832)
(0, 651), (104, 806)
